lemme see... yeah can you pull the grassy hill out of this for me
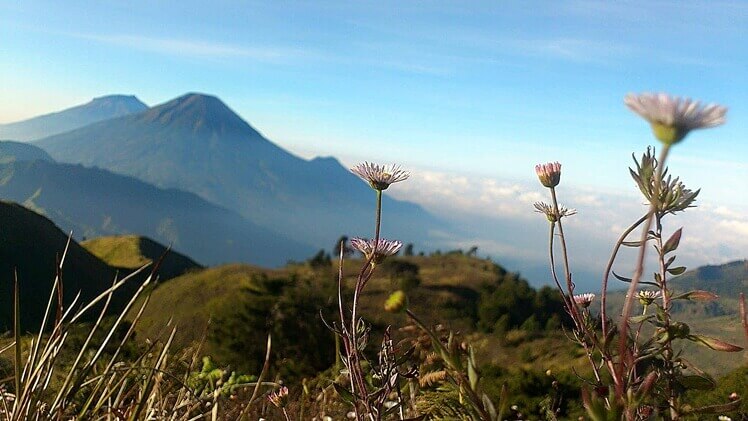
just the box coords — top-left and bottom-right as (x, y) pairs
(0, 201), (118, 331)
(82, 235), (202, 280)
(604, 260), (748, 375)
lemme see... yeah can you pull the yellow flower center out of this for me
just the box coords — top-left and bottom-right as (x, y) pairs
(650, 122), (687, 145)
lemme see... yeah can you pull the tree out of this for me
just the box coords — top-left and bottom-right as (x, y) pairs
(467, 246), (478, 257)
(403, 243), (414, 256)
(308, 249), (331, 268)
(333, 235), (352, 258)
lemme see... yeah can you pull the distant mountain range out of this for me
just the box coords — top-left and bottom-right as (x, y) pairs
(0, 147), (313, 266)
(0, 95), (147, 141)
(34, 93), (441, 249)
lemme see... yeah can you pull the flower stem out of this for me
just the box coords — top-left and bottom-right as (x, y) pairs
(549, 187), (577, 316)
(601, 214), (648, 337)
(617, 144), (670, 398)
(375, 189), (382, 247)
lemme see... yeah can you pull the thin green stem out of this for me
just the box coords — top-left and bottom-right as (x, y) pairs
(601, 214), (649, 337)
(617, 144), (670, 399)
(375, 189), (383, 246)
(549, 187), (579, 320)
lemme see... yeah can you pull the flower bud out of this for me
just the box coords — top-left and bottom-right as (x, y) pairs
(384, 290), (408, 313)
(535, 162), (561, 188)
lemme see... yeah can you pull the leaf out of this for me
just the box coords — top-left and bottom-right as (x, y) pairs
(621, 240), (643, 247)
(629, 314), (654, 324)
(612, 271), (632, 283)
(482, 393), (497, 421)
(332, 382), (355, 405)
(677, 375), (715, 390)
(663, 228), (682, 254)
(667, 266), (686, 276)
(673, 290), (718, 302)
(382, 402), (402, 417)
(689, 335), (744, 352)
(497, 384), (508, 421)
(681, 399), (741, 415)
(467, 347), (479, 391)
(611, 271), (658, 287)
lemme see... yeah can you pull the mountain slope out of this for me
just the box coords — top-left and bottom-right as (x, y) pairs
(35, 93), (441, 249)
(82, 235), (202, 280)
(0, 95), (147, 141)
(0, 141), (54, 163)
(0, 201), (117, 331)
(0, 160), (313, 266)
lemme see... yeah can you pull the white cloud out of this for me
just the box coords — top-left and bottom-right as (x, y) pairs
(75, 33), (310, 62)
(387, 166), (748, 286)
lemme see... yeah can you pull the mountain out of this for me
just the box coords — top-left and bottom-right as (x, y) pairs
(0, 201), (117, 331)
(82, 235), (202, 280)
(0, 95), (147, 141)
(35, 93), (441, 249)
(0, 159), (313, 266)
(0, 141), (54, 163)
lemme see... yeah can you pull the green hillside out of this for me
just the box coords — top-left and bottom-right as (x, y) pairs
(82, 235), (202, 280)
(604, 260), (748, 375)
(0, 201), (118, 331)
(131, 253), (582, 374)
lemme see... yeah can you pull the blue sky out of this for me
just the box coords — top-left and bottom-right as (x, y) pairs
(1, 0), (747, 287)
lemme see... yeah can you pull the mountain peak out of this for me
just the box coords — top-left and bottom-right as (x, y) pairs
(87, 94), (148, 113)
(140, 93), (261, 138)
(0, 94), (148, 141)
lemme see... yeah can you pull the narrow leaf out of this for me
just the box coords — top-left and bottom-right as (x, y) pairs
(332, 383), (355, 405)
(13, 271), (22, 398)
(677, 375), (715, 390)
(482, 393), (497, 421)
(612, 271), (632, 283)
(673, 290), (718, 302)
(667, 266), (686, 276)
(682, 399), (741, 415)
(739, 293), (747, 346)
(467, 347), (479, 391)
(689, 334), (743, 352)
(663, 228), (683, 254)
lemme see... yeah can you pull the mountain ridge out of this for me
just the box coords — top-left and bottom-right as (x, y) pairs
(0, 159), (314, 266)
(0, 95), (148, 141)
(35, 93), (441, 249)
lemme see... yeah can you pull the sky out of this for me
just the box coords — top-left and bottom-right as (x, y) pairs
(1, 0), (747, 289)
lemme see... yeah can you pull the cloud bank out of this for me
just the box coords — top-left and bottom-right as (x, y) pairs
(386, 167), (748, 291)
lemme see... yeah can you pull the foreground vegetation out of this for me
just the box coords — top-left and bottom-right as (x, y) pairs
(0, 91), (746, 420)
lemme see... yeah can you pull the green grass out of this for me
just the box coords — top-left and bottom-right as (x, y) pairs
(82, 234), (202, 280)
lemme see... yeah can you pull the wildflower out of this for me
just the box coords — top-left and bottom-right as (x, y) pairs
(533, 201), (576, 222)
(350, 162), (410, 191)
(535, 162), (561, 188)
(574, 293), (595, 308)
(630, 148), (700, 214)
(384, 290), (408, 313)
(718, 416), (732, 421)
(729, 392), (739, 401)
(637, 290), (662, 306)
(624, 93), (727, 145)
(268, 386), (289, 408)
(350, 237), (403, 264)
